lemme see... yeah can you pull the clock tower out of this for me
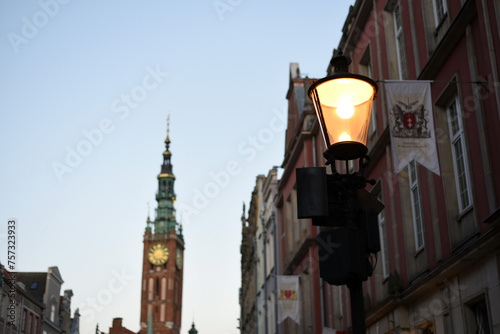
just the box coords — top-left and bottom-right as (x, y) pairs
(140, 118), (184, 334)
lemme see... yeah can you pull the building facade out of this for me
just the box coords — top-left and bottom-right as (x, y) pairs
(240, 0), (500, 333)
(139, 121), (184, 334)
(261, 168), (279, 334)
(274, 63), (325, 334)
(0, 266), (77, 334)
(240, 186), (259, 334)
(328, 0), (500, 333)
(0, 267), (44, 334)
(241, 168), (280, 334)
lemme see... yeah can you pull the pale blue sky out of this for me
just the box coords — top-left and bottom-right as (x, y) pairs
(0, 1), (354, 333)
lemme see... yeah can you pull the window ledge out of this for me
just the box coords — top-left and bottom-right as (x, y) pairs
(456, 205), (473, 222)
(414, 246), (425, 258)
(433, 12), (448, 37)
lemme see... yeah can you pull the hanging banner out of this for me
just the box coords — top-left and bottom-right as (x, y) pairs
(323, 328), (347, 334)
(277, 275), (300, 324)
(385, 80), (440, 175)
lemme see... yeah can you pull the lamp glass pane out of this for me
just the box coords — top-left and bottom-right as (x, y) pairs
(314, 78), (375, 147)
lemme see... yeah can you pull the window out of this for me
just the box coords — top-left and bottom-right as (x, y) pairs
(148, 277), (153, 300)
(338, 286), (343, 318)
(161, 181), (166, 195)
(472, 300), (491, 334)
(447, 97), (472, 213)
(368, 62), (377, 133)
(50, 304), (55, 322)
(378, 194), (390, 278)
(433, 0), (447, 26)
(22, 309), (27, 331)
(393, 4), (408, 80)
(33, 317), (39, 334)
(443, 313), (452, 333)
(26, 312), (32, 334)
(409, 160), (424, 250)
(359, 46), (377, 134)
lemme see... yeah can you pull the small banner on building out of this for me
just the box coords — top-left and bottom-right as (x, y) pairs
(277, 275), (300, 324)
(384, 80), (440, 175)
(323, 328), (347, 334)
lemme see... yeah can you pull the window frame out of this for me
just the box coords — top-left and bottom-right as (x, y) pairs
(393, 3), (408, 80)
(472, 300), (492, 334)
(368, 61), (377, 134)
(409, 160), (425, 251)
(446, 96), (473, 213)
(378, 193), (390, 279)
(432, 0), (448, 27)
(50, 304), (55, 323)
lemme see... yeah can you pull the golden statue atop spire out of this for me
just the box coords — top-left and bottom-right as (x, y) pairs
(165, 115), (171, 148)
(167, 115), (170, 140)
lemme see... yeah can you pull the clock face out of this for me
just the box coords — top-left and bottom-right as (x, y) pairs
(148, 243), (169, 266)
(175, 249), (183, 270)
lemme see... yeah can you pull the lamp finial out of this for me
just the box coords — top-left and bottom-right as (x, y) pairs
(331, 49), (352, 74)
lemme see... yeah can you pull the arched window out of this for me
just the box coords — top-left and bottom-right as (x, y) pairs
(50, 304), (55, 322)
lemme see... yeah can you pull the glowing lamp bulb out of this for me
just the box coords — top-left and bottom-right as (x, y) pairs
(337, 99), (354, 119)
(339, 132), (351, 142)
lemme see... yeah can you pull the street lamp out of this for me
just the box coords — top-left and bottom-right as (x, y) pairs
(297, 50), (382, 334)
(308, 50), (377, 162)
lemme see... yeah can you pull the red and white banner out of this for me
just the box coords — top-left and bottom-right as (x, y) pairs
(385, 80), (440, 175)
(277, 275), (300, 324)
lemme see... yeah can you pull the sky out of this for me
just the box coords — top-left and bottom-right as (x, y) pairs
(0, 1), (354, 333)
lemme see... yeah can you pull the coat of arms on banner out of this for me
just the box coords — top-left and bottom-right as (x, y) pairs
(277, 275), (300, 324)
(391, 97), (431, 138)
(278, 289), (298, 301)
(385, 81), (440, 175)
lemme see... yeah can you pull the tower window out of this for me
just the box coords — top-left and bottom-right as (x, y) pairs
(156, 278), (160, 296)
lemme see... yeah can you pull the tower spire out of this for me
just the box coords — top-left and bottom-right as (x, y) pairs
(155, 116), (177, 234)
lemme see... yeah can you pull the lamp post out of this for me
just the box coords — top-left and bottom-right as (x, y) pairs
(296, 50), (382, 334)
